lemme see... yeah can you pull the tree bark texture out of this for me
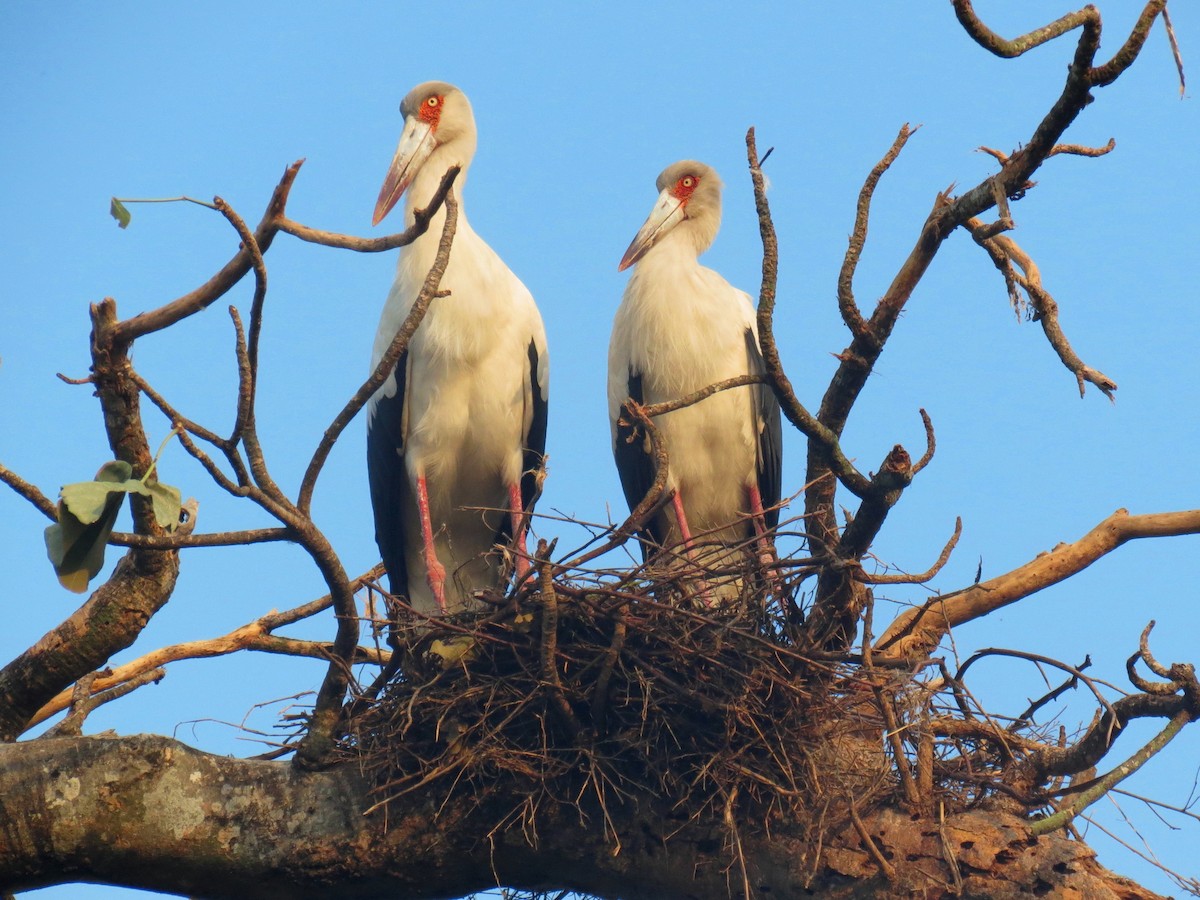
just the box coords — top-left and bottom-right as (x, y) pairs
(0, 734), (1166, 900)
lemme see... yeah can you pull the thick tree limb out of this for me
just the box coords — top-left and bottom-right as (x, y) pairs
(0, 552), (179, 742)
(0, 297), (181, 743)
(0, 734), (1169, 900)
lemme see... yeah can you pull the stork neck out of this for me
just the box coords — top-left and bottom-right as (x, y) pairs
(403, 153), (471, 235)
(640, 225), (706, 270)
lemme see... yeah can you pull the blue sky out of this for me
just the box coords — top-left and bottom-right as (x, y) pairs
(2, 3), (1197, 897)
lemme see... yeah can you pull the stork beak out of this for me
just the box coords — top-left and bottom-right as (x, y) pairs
(618, 188), (686, 272)
(372, 117), (437, 226)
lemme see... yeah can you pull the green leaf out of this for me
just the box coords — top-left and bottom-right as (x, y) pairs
(142, 479), (182, 532)
(46, 461), (133, 594)
(110, 197), (131, 229)
(58, 461), (136, 525)
(46, 457), (184, 593)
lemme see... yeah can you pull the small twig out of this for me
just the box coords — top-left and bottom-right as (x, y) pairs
(1048, 138), (1116, 158)
(277, 165), (460, 253)
(537, 540), (581, 740)
(108, 527), (291, 549)
(911, 408), (936, 475)
(112, 195), (217, 210)
(590, 610), (627, 734)
(1162, 6), (1186, 97)
(955, 648), (1122, 723)
(745, 127), (872, 499)
(839, 124), (916, 338)
(859, 516), (961, 585)
(640, 374), (767, 419)
(723, 786), (753, 899)
(1013, 655), (1092, 727)
(862, 590), (921, 808)
(226, 286), (287, 503)
(1031, 709), (1193, 836)
(43, 669), (166, 738)
(557, 401), (672, 572)
(212, 198), (268, 377)
(0, 462), (57, 521)
(1137, 620), (1173, 680)
(965, 219), (1118, 400)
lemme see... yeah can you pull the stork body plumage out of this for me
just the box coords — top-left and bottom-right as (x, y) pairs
(608, 161), (781, 578)
(368, 82), (548, 615)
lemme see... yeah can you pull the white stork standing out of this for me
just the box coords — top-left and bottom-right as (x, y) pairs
(368, 81), (549, 616)
(608, 160), (782, 588)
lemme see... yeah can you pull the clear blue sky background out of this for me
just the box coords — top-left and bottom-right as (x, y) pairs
(2, 3), (1197, 897)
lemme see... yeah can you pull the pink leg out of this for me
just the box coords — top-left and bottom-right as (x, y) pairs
(415, 475), (447, 613)
(747, 484), (779, 579)
(672, 489), (714, 605)
(507, 483), (530, 583)
(747, 485), (769, 541)
(671, 490), (695, 547)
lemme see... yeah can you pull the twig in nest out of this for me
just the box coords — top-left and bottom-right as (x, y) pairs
(536, 539), (580, 739)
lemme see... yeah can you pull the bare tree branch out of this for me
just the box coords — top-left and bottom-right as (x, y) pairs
(966, 220), (1118, 399)
(0, 462), (57, 521)
(108, 161), (303, 347)
(297, 186), (459, 767)
(876, 509), (1200, 663)
(27, 568), (388, 731)
(277, 165), (460, 252)
(860, 516), (961, 585)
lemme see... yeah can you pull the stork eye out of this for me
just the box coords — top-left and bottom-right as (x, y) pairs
(427, 96), (441, 108)
(681, 176), (695, 188)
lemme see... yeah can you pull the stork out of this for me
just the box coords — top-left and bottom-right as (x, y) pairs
(608, 160), (782, 591)
(368, 81), (549, 616)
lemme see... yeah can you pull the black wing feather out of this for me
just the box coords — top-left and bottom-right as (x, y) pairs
(521, 339), (549, 515)
(613, 368), (670, 561)
(746, 328), (783, 529)
(497, 338), (550, 546)
(367, 351), (410, 599)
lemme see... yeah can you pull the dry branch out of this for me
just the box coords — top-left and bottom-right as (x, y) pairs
(27, 568), (388, 731)
(876, 509), (1200, 663)
(966, 219), (1118, 399)
(297, 193), (458, 513)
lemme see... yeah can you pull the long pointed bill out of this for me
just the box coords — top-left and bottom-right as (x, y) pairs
(617, 189), (686, 271)
(372, 117), (437, 226)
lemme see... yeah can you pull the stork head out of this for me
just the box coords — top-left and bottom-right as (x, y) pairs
(618, 160), (723, 271)
(372, 81), (476, 226)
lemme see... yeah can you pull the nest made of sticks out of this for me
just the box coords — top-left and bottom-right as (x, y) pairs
(345, 562), (896, 843)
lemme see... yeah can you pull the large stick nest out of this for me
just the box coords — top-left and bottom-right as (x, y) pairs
(345, 563), (896, 843)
